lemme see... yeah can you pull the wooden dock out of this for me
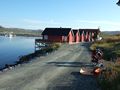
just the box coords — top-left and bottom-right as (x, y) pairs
(35, 39), (52, 51)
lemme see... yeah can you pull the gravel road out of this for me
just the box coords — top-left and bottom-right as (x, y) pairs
(0, 43), (101, 90)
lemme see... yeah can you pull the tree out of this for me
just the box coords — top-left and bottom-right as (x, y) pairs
(117, 0), (120, 6)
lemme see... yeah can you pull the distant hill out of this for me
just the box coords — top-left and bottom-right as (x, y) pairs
(102, 31), (120, 35)
(100, 31), (120, 38)
(0, 26), (43, 37)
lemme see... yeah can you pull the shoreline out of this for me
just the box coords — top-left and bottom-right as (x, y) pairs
(0, 50), (46, 72)
(0, 34), (42, 37)
(0, 43), (101, 90)
(0, 45), (58, 73)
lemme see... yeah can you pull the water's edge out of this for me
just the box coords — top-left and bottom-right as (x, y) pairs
(0, 47), (56, 72)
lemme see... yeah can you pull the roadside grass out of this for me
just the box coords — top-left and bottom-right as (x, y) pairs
(98, 62), (120, 90)
(44, 43), (61, 52)
(90, 34), (120, 90)
(90, 35), (120, 60)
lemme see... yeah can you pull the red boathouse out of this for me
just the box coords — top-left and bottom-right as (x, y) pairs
(42, 28), (74, 44)
(41, 27), (100, 44)
(79, 28), (100, 42)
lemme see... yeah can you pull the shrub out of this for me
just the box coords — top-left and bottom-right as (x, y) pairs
(42, 43), (61, 53)
(50, 43), (61, 50)
(98, 62), (120, 90)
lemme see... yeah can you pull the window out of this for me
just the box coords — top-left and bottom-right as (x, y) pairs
(44, 35), (48, 40)
(64, 36), (67, 41)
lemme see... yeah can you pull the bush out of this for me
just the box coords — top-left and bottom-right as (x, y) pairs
(42, 43), (61, 53)
(50, 43), (61, 50)
(98, 62), (120, 90)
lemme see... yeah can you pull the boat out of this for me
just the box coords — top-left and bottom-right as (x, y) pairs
(5, 32), (16, 38)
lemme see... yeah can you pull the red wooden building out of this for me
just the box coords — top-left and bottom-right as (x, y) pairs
(41, 27), (100, 44)
(79, 29), (100, 42)
(42, 28), (74, 44)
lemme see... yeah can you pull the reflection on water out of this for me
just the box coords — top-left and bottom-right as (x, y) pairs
(0, 36), (36, 68)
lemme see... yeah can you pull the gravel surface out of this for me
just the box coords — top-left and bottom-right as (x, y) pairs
(0, 42), (101, 90)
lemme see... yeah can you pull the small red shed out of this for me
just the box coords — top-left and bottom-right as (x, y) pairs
(42, 28), (74, 44)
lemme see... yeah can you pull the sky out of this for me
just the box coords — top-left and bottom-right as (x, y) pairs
(0, 0), (120, 31)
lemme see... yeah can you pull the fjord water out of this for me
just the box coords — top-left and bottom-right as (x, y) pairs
(0, 36), (35, 68)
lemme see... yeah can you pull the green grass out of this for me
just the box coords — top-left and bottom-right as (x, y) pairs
(44, 43), (61, 52)
(90, 35), (120, 60)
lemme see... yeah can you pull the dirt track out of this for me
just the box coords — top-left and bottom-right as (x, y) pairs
(0, 43), (100, 90)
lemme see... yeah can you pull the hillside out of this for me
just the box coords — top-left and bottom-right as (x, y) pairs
(99, 31), (120, 39)
(0, 26), (43, 37)
(102, 31), (120, 35)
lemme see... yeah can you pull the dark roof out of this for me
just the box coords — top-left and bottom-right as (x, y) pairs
(42, 28), (72, 36)
(79, 29), (100, 33)
(72, 30), (79, 35)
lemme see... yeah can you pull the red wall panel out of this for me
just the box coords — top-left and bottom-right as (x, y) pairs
(68, 31), (74, 44)
(43, 35), (62, 42)
(76, 32), (80, 43)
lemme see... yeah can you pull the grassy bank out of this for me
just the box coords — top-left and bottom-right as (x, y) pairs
(97, 61), (120, 90)
(90, 34), (120, 60)
(90, 34), (120, 90)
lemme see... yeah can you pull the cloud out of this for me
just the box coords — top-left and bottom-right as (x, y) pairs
(74, 20), (120, 31)
(76, 20), (120, 26)
(21, 19), (120, 30)
(21, 19), (64, 29)
(23, 19), (60, 25)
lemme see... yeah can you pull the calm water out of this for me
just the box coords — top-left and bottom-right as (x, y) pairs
(0, 36), (37, 68)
